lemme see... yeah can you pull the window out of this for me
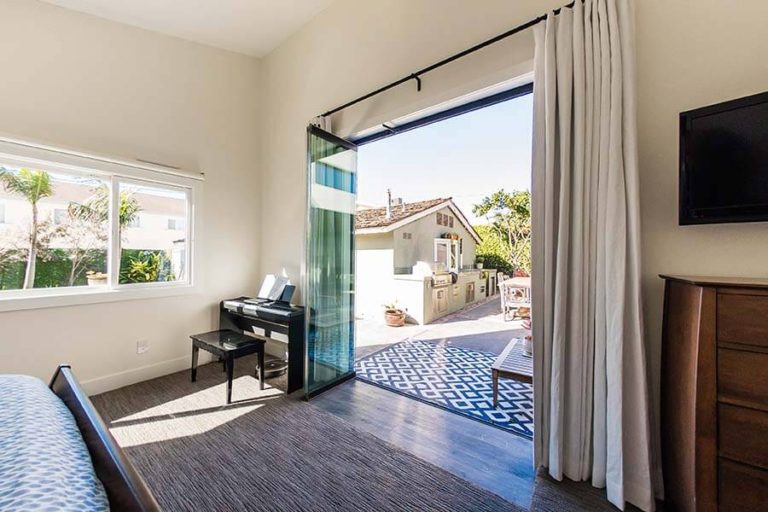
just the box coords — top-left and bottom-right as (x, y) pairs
(0, 138), (200, 310)
(119, 182), (189, 284)
(53, 208), (67, 225)
(0, 169), (109, 291)
(436, 212), (454, 227)
(434, 239), (459, 273)
(167, 217), (185, 231)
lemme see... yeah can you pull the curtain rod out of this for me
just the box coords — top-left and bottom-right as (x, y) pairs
(319, 1), (579, 118)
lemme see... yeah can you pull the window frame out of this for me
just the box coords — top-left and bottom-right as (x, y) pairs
(0, 137), (202, 312)
(434, 238), (459, 273)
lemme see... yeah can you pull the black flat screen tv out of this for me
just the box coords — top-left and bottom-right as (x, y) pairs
(679, 91), (768, 225)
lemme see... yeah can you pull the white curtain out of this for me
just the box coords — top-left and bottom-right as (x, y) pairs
(530, 0), (654, 510)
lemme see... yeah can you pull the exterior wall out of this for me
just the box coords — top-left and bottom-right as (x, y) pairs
(356, 207), (484, 324)
(392, 206), (478, 272)
(392, 274), (428, 324)
(0, 0), (261, 394)
(0, 195), (185, 252)
(354, 232), (393, 320)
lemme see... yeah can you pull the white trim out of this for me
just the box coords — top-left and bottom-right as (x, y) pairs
(108, 175), (120, 289)
(350, 73), (534, 141)
(356, 199), (482, 243)
(80, 353), (211, 395)
(0, 134), (204, 182)
(0, 283), (199, 313)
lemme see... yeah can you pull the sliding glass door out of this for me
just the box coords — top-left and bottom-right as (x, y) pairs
(305, 125), (357, 397)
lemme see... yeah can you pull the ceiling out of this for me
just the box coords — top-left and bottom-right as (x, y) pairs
(41, 0), (334, 57)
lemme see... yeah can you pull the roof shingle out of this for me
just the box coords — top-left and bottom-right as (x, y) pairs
(355, 197), (449, 229)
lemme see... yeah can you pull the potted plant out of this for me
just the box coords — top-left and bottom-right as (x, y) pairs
(476, 256), (485, 270)
(86, 270), (108, 286)
(383, 301), (406, 327)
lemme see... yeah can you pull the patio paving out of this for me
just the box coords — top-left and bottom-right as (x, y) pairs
(355, 296), (526, 360)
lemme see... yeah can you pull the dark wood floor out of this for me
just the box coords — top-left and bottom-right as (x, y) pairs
(311, 378), (536, 508)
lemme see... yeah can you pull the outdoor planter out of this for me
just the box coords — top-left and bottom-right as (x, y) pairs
(86, 272), (108, 286)
(384, 308), (406, 327)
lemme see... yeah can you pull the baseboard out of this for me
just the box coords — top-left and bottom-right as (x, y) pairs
(80, 353), (213, 396)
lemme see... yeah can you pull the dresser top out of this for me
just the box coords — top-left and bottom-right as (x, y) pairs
(660, 274), (768, 289)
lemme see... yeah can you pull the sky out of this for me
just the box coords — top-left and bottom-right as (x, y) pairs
(357, 93), (533, 225)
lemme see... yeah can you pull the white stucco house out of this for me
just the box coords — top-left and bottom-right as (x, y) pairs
(355, 196), (498, 325)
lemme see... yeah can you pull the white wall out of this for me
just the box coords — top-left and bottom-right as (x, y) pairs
(354, 232), (394, 320)
(636, 1), (768, 455)
(392, 207), (477, 272)
(258, 0), (559, 306)
(259, 0), (768, 484)
(0, 0), (261, 393)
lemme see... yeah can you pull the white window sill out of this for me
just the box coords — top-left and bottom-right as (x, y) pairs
(0, 283), (198, 313)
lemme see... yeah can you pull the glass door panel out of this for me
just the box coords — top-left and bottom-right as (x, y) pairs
(305, 125), (357, 397)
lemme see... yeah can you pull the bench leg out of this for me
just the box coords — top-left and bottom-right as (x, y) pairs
(225, 356), (234, 404)
(492, 369), (499, 408)
(257, 347), (265, 391)
(191, 345), (199, 382)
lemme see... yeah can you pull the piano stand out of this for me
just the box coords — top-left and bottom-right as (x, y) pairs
(219, 298), (305, 395)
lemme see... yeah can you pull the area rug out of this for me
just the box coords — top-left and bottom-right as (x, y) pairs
(355, 339), (534, 439)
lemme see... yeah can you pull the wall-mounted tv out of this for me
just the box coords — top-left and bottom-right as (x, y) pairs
(679, 91), (768, 225)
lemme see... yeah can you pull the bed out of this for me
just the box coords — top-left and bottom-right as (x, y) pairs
(0, 365), (160, 511)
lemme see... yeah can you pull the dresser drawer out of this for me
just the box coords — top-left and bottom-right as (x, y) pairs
(718, 293), (768, 347)
(719, 458), (768, 512)
(719, 403), (768, 469)
(718, 348), (768, 411)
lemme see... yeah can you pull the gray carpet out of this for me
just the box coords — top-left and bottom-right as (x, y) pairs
(530, 470), (644, 511)
(92, 356), (523, 512)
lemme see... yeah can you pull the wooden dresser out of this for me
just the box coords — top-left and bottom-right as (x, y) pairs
(660, 275), (768, 511)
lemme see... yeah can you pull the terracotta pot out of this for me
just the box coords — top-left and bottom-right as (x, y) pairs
(384, 309), (406, 327)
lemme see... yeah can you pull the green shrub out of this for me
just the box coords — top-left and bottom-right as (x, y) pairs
(0, 248), (174, 289)
(120, 250), (175, 284)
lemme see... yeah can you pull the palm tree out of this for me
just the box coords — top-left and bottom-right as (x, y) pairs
(0, 167), (53, 288)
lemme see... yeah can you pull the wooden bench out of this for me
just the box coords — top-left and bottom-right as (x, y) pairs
(491, 339), (532, 408)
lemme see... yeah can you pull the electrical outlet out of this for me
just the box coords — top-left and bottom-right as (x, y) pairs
(136, 339), (150, 354)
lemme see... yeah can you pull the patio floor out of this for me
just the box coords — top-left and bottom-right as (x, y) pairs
(355, 295), (526, 360)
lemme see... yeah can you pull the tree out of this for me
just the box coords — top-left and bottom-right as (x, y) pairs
(69, 184), (141, 227)
(0, 167), (53, 288)
(472, 189), (531, 275)
(62, 185), (141, 285)
(473, 225), (514, 275)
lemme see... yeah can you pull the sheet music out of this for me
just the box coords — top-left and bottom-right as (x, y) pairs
(257, 274), (290, 300)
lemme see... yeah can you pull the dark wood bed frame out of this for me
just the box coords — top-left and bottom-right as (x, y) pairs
(48, 365), (160, 512)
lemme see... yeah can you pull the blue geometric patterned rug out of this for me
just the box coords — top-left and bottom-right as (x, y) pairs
(355, 339), (534, 439)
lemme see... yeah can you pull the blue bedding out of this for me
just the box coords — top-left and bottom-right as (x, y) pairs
(0, 375), (109, 511)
